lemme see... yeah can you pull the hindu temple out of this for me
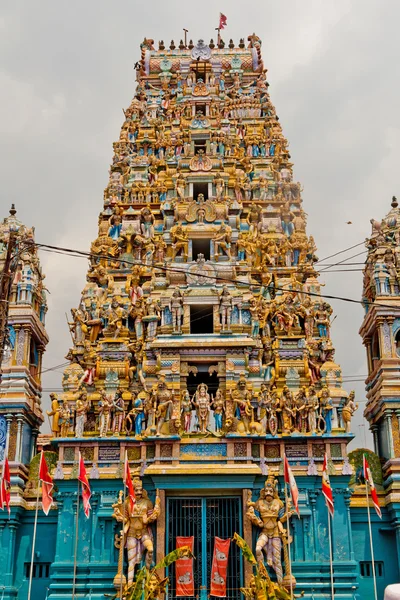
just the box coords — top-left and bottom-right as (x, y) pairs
(0, 33), (399, 600)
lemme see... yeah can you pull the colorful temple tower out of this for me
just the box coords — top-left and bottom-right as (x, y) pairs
(1, 34), (399, 600)
(359, 195), (400, 570)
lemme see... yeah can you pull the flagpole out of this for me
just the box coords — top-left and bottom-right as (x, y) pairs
(72, 479), (80, 600)
(120, 453), (127, 600)
(365, 482), (378, 600)
(284, 482), (293, 600)
(27, 481), (40, 600)
(327, 510), (334, 600)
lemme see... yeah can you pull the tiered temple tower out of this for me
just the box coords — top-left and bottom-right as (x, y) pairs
(360, 196), (400, 552)
(3, 34), (399, 600)
(0, 206), (48, 478)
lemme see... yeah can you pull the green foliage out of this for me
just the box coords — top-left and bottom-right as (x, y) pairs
(348, 448), (383, 487)
(153, 546), (193, 571)
(28, 451), (58, 482)
(232, 533), (257, 565)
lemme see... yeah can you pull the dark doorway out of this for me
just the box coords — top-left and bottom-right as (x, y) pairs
(194, 139), (207, 155)
(186, 366), (219, 397)
(190, 304), (213, 334)
(192, 238), (210, 261)
(193, 181), (208, 200)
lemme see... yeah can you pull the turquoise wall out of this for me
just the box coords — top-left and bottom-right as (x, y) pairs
(0, 476), (398, 599)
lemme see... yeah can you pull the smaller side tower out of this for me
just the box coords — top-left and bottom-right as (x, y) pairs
(360, 196), (400, 498)
(0, 206), (48, 486)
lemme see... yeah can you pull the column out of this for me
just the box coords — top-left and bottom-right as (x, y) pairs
(5, 414), (12, 457)
(370, 425), (379, 455)
(308, 491), (318, 561)
(15, 416), (23, 463)
(386, 410), (395, 458)
(344, 489), (355, 561)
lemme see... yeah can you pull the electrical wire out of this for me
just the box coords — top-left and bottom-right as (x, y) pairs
(34, 241), (398, 311)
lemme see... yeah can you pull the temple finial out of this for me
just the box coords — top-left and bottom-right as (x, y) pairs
(9, 203), (16, 216)
(392, 195), (398, 208)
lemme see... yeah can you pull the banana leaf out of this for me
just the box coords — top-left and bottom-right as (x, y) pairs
(232, 533), (257, 565)
(153, 546), (194, 571)
(128, 566), (147, 600)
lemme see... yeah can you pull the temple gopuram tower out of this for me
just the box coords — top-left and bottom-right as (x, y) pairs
(0, 206), (48, 476)
(360, 196), (400, 539)
(5, 34), (391, 600)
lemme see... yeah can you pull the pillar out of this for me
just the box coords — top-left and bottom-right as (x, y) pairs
(386, 410), (395, 458)
(156, 489), (166, 578)
(370, 425), (379, 455)
(242, 489), (253, 585)
(15, 416), (23, 462)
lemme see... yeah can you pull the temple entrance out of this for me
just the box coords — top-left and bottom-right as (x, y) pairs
(192, 238), (210, 261)
(186, 367), (219, 397)
(166, 497), (243, 600)
(190, 305), (213, 334)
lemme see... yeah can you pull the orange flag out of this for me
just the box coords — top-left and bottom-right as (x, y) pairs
(0, 457), (11, 515)
(124, 452), (136, 513)
(78, 452), (91, 518)
(39, 451), (53, 515)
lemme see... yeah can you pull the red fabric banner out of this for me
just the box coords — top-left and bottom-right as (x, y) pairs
(176, 536), (194, 597)
(210, 537), (230, 597)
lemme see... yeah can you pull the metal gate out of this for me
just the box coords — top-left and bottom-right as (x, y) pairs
(166, 497), (243, 600)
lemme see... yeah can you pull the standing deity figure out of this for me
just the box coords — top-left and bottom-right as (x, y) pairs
(59, 400), (71, 437)
(112, 390), (126, 435)
(193, 383), (211, 433)
(231, 375), (253, 434)
(319, 386), (333, 435)
(214, 175), (225, 201)
(170, 288), (184, 333)
(98, 390), (114, 437)
(314, 301), (332, 338)
(112, 476), (160, 585)
(152, 376), (173, 436)
(342, 390), (358, 433)
(170, 223), (189, 261)
(180, 389), (192, 433)
(219, 286), (233, 332)
(126, 392), (146, 437)
(175, 173), (186, 201)
(246, 477), (293, 584)
(107, 297), (127, 338)
(212, 389), (225, 433)
(308, 385), (319, 434)
(280, 386), (295, 434)
(47, 393), (61, 437)
(75, 389), (91, 438)
(213, 223), (232, 260)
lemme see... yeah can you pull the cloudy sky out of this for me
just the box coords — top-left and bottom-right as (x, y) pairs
(2, 0), (399, 448)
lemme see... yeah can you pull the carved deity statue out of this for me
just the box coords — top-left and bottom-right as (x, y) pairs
(47, 393), (61, 437)
(213, 223), (232, 260)
(342, 390), (358, 433)
(98, 389), (114, 437)
(231, 375), (253, 434)
(112, 476), (161, 585)
(170, 223), (189, 261)
(246, 476), (293, 584)
(219, 285), (233, 332)
(75, 388), (91, 438)
(192, 383), (211, 433)
(151, 375), (173, 436)
(170, 288), (184, 333)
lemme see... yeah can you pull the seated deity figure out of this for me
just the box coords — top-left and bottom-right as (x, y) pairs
(112, 476), (160, 585)
(192, 383), (211, 433)
(212, 223), (232, 261)
(246, 476), (294, 584)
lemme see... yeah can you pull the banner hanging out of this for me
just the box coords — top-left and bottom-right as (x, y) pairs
(176, 536), (194, 597)
(210, 537), (230, 597)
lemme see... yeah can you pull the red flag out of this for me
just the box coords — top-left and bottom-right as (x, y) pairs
(219, 13), (227, 29)
(322, 453), (334, 517)
(124, 452), (136, 514)
(363, 454), (382, 519)
(284, 454), (299, 517)
(210, 537), (230, 597)
(39, 451), (53, 515)
(0, 457), (11, 515)
(78, 452), (91, 518)
(176, 536), (194, 597)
